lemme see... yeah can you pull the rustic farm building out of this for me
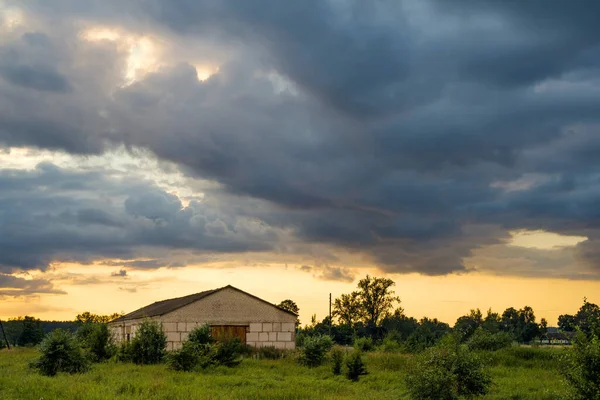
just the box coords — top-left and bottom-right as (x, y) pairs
(108, 285), (297, 351)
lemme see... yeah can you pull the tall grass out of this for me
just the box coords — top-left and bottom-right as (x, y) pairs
(0, 347), (569, 399)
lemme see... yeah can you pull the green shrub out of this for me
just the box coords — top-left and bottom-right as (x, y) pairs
(129, 320), (167, 365)
(166, 341), (201, 372)
(467, 328), (513, 352)
(115, 341), (134, 363)
(77, 323), (115, 362)
(562, 334), (600, 400)
(354, 337), (374, 352)
(345, 351), (367, 381)
(188, 324), (214, 346)
(331, 346), (345, 375)
(257, 345), (285, 360)
(30, 329), (89, 376)
(380, 331), (403, 352)
(213, 337), (243, 367)
(405, 336), (492, 399)
(299, 335), (334, 367)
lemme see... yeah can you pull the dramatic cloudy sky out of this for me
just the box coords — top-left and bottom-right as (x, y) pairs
(2, 0), (600, 324)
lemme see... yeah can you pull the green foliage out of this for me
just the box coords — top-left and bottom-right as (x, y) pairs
(77, 323), (116, 362)
(1, 346), (573, 399)
(278, 299), (300, 327)
(115, 341), (134, 363)
(75, 312), (123, 324)
(257, 345), (285, 360)
(331, 346), (345, 375)
(404, 318), (451, 353)
(213, 338), (244, 367)
(129, 320), (167, 365)
(559, 298), (600, 338)
(345, 351), (367, 382)
(501, 306), (541, 343)
(467, 328), (514, 352)
(454, 309), (483, 341)
(354, 336), (374, 352)
(166, 341), (202, 372)
(405, 336), (492, 399)
(380, 331), (403, 352)
(188, 324), (215, 346)
(299, 335), (334, 367)
(562, 333), (600, 399)
(18, 316), (45, 347)
(333, 291), (363, 326)
(30, 329), (89, 376)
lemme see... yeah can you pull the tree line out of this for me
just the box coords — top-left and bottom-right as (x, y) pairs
(280, 275), (598, 351)
(1, 312), (122, 349)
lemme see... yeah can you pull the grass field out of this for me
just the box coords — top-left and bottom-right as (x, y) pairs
(0, 347), (570, 400)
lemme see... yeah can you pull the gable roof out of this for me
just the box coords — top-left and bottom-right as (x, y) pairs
(110, 285), (297, 323)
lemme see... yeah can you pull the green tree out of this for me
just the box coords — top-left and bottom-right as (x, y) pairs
(332, 291), (362, 326)
(562, 333), (600, 399)
(130, 320), (167, 365)
(18, 316), (44, 346)
(482, 309), (502, 333)
(356, 275), (400, 329)
(75, 312), (123, 324)
(454, 309), (483, 341)
(277, 299), (300, 326)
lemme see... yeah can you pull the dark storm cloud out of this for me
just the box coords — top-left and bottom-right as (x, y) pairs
(1, 0), (600, 280)
(0, 163), (281, 275)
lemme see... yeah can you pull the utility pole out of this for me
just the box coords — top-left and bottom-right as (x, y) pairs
(329, 293), (332, 336)
(0, 319), (10, 350)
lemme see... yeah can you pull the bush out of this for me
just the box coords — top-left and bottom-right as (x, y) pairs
(115, 341), (134, 363)
(299, 335), (334, 367)
(467, 328), (513, 352)
(30, 329), (89, 376)
(345, 351), (367, 381)
(257, 345), (286, 360)
(354, 336), (374, 352)
(188, 324), (214, 346)
(405, 336), (492, 399)
(213, 338), (244, 367)
(77, 323), (115, 362)
(331, 346), (345, 375)
(562, 334), (600, 399)
(167, 341), (202, 372)
(129, 320), (167, 365)
(380, 331), (403, 352)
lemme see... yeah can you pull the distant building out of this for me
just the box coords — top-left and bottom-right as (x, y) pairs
(109, 285), (297, 351)
(537, 328), (574, 345)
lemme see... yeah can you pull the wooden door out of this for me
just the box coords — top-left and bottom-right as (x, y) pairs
(210, 325), (247, 343)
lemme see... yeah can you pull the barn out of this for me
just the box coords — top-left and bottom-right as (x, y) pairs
(108, 285), (297, 351)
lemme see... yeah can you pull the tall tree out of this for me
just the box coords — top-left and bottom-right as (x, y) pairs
(482, 308), (502, 333)
(277, 299), (300, 326)
(356, 275), (400, 328)
(17, 316), (44, 346)
(454, 309), (483, 341)
(332, 291), (362, 326)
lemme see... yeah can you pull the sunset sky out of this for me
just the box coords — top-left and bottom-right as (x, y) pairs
(1, 1), (600, 326)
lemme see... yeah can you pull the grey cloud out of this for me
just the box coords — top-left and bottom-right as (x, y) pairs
(1, 1), (600, 279)
(0, 273), (65, 296)
(0, 163), (282, 276)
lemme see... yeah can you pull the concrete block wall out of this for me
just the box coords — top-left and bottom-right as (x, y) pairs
(245, 322), (296, 349)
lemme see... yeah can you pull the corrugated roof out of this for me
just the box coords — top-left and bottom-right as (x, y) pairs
(110, 285), (297, 323)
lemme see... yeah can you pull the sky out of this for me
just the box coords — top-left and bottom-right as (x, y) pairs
(1, 0), (600, 326)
